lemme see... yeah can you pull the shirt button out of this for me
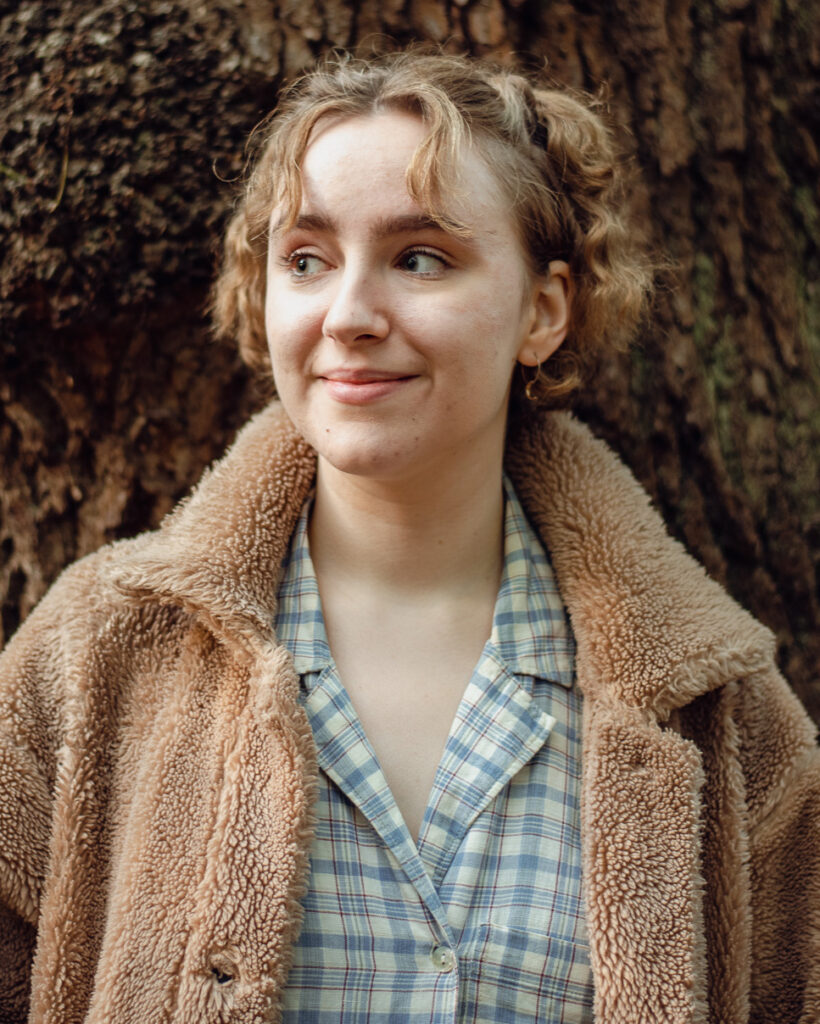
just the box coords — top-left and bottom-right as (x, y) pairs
(430, 945), (456, 971)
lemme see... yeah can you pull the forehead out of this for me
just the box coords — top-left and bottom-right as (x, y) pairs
(289, 110), (515, 238)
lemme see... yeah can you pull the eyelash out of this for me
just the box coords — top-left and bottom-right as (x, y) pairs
(399, 247), (448, 274)
(278, 250), (322, 276)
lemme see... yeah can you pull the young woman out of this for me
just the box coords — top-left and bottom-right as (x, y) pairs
(1, 50), (817, 1024)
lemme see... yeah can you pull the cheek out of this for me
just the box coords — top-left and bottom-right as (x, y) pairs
(265, 302), (322, 372)
(433, 302), (524, 382)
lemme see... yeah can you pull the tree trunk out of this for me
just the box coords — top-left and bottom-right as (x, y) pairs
(1, 0), (818, 720)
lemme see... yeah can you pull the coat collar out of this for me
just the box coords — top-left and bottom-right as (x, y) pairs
(108, 405), (317, 649)
(505, 413), (774, 719)
(109, 402), (774, 717)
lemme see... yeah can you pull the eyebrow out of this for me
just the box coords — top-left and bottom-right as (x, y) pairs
(269, 210), (454, 240)
(369, 213), (447, 238)
(269, 211), (333, 236)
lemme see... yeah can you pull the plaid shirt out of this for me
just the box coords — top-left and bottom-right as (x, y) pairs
(275, 480), (594, 1022)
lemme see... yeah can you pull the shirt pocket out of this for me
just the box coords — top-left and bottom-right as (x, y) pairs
(459, 923), (594, 1023)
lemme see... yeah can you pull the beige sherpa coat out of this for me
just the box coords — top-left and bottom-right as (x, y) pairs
(1, 403), (818, 1024)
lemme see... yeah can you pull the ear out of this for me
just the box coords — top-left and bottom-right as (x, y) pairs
(517, 260), (572, 367)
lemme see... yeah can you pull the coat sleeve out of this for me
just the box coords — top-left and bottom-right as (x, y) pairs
(0, 560), (96, 1023)
(736, 665), (820, 1023)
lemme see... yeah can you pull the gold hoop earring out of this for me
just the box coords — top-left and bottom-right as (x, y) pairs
(524, 362), (542, 402)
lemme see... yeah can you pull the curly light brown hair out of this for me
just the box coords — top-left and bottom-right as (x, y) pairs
(212, 49), (652, 405)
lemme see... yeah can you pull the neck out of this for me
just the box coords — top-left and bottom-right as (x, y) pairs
(308, 452), (506, 602)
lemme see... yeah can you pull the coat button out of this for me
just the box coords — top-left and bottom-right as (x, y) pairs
(430, 945), (456, 971)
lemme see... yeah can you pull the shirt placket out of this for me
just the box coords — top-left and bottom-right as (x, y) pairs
(416, 649), (556, 894)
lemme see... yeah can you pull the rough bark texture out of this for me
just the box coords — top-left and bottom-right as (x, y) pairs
(1, 0), (818, 720)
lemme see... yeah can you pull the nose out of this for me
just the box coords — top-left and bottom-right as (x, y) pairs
(322, 262), (389, 346)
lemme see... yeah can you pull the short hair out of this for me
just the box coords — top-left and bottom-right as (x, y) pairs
(211, 49), (653, 406)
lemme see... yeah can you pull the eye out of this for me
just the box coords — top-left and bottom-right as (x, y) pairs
(397, 248), (447, 276)
(281, 251), (326, 277)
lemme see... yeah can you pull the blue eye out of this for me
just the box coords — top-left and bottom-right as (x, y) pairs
(400, 249), (446, 275)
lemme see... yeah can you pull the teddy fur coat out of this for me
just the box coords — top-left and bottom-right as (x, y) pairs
(1, 402), (818, 1024)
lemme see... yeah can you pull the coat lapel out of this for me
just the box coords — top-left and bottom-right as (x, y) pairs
(579, 701), (709, 1022)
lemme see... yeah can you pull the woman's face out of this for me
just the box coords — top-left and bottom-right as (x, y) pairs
(264, 110), (563, 484)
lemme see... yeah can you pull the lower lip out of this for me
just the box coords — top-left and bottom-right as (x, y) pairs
(321, 377), (414, 405)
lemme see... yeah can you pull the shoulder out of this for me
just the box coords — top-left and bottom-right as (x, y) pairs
(0, 538), (154, 663)
(3, 401), (315, 658)
(0, 539), (198, 724)
(512, 413), (820, 798)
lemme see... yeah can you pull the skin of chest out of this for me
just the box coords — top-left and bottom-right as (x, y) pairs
(320, 585), (498, 842)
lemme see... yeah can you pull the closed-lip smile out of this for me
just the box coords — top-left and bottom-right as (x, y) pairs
(318, 369), (418, 405)
(320, 368), (415, 382)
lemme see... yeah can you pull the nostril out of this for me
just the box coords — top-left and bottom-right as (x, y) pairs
(212, 967), (233, 985)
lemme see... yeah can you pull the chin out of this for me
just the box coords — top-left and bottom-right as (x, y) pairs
(312, 424), (422, 482)
(320, 445), (412, 481)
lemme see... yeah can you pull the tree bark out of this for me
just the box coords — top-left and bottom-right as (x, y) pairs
(1, 0), (818, 719)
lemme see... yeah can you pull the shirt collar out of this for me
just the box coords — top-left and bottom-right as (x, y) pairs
(490, 476), (574, 687)
(274, 479), (575, 688)
(274, 494), (333, 676)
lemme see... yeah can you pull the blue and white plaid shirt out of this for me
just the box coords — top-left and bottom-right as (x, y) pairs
(275, 480), (594, 1022)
